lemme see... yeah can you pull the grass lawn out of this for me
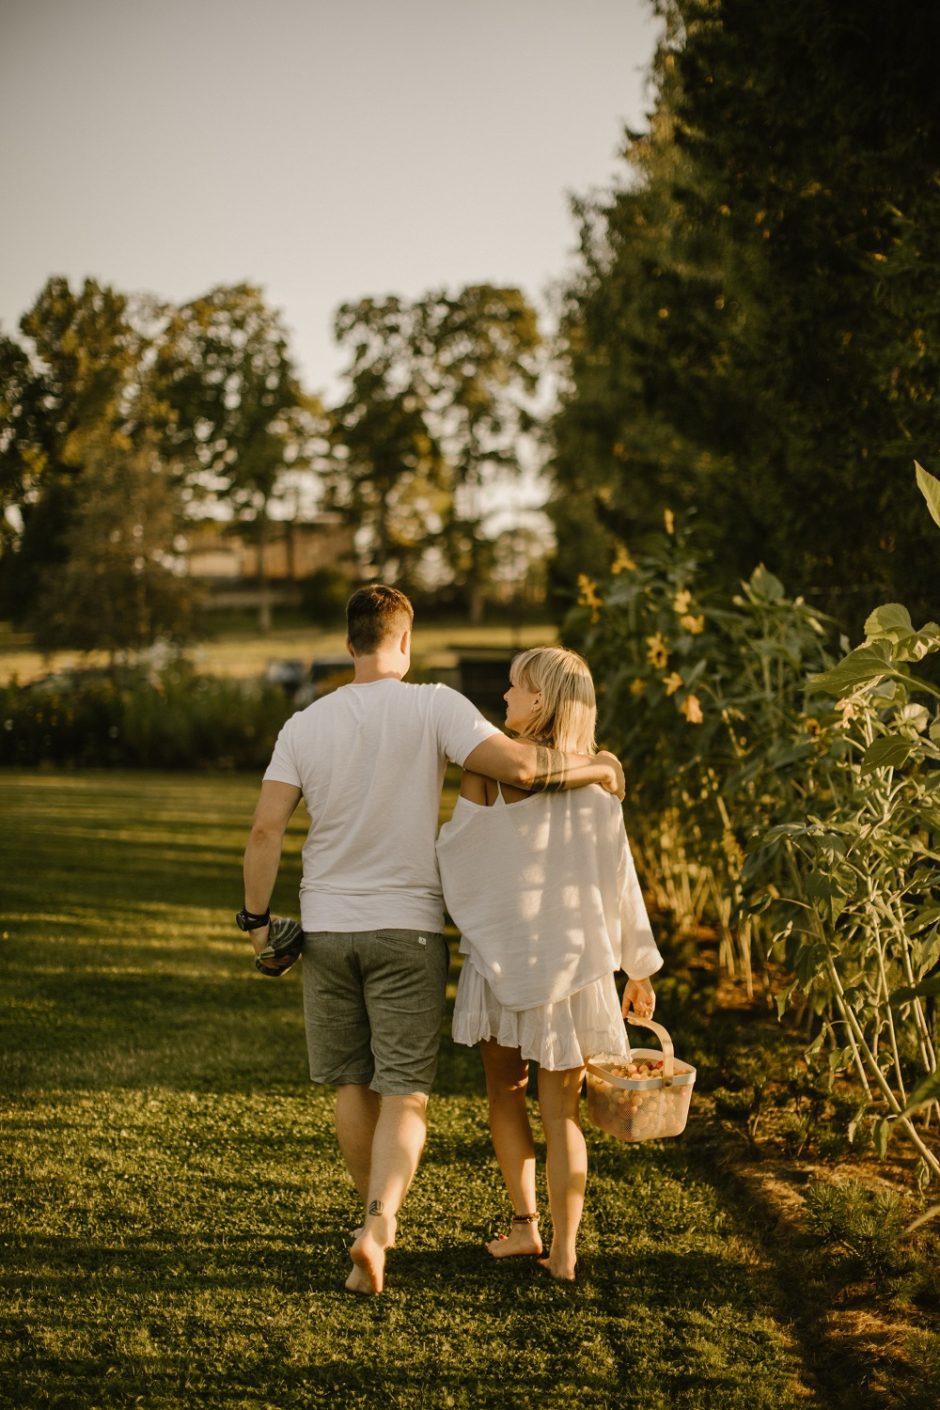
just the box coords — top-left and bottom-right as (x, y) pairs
(1, 771), (936, 1409)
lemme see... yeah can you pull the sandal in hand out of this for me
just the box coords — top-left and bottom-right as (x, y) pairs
(254, 917), (304, 977)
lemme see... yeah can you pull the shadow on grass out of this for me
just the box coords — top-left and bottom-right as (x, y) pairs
(3, 950), (496, 1098)
(1, 967), (311, 1092)
(682, 1138), (937, 1410)
(0, 1227), (353, 1298)
(0, 1237), (623, 1408)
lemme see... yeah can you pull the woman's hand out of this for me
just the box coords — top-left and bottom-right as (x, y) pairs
(622, 976), (655, 1020)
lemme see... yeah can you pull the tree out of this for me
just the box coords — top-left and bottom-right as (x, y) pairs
(327, 298), (449, 588)
(29, 429), (193, 658)
(668, 0), (940, 624)
(1, 279), (324, 637)
(0, 277), (141, 620)
(328, 286), (542, 616)
(153, 283), (311, 631)
(418, 285), (542, 621)
(551, 0), (940, 631)
(0, 332), (45, 548)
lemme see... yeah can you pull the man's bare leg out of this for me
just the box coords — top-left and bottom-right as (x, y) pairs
(346, 1092), (428, 1294)
(335, 1083), (380, 1203)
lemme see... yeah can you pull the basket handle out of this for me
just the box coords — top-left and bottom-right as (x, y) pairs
(625, 1013), (675, 1086)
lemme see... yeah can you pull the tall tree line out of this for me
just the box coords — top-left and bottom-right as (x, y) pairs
(0, 278), (325, 645)
(550, 0), (940, 631)
(328, 287), (540, 621)
(0, 278), (541, 645)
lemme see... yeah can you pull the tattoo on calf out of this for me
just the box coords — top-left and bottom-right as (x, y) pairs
(528, 744), (568, 792)
(368, 1199), (384, 1217)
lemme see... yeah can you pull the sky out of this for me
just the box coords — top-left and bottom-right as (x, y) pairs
(0, 0), (662, 399)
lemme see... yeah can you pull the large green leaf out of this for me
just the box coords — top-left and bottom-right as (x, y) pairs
(915, 460), (940, 530)
(898, 703), (931, 733)
(890, 974), (940, 1005)
(900, 1067), (940, 1117)
(912, 907), (940, 941)
(809, 641), (894, 695)
(892, 627), (940, 663)
(766, 740), (815, 769)
(861, 736), (914, 772)
(864, 603), (913, 642)
(874, 1116), (891, 1158)
(775, 980), (797, 1019)
(805, 871), (840, 901)
(761, 822), (810, 844)
(748, 563), (785, 602)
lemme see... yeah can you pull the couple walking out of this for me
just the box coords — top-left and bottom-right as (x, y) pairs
(240, 585), (662, 1293)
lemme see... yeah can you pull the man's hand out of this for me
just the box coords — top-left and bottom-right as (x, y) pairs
(247, 922), (271, 958)
(251, 916), (304, 977)
(596, 750), (626, 801)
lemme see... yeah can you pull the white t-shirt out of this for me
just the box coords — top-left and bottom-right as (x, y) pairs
(263, 679), (500, 932)
(436, 788), (663, 1010)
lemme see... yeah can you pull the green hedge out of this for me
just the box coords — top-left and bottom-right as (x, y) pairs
(0, 663), (292, 770)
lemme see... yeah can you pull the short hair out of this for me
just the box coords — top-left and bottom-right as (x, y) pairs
(510, 647), (597, 754)
(346, 583), (414, 655)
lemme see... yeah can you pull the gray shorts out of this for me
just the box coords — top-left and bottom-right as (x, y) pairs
(301, 928), (449, 1096)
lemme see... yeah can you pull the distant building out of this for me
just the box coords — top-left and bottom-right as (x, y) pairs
(183, 514), (358, 607)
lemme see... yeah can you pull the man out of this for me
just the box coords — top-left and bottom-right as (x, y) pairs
(239, 584), (624, 1295)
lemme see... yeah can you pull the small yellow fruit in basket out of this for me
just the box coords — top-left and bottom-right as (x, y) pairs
(585, 1026), (696, 1143)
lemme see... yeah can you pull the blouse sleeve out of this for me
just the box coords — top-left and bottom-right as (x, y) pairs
(617, 827), (664, 980)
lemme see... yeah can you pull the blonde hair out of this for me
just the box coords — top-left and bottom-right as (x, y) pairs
(510, 647), (597, 754)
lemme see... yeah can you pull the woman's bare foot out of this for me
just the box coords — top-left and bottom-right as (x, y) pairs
(537, 1252), (576, 1281)
(486, 1216), (542, 1259)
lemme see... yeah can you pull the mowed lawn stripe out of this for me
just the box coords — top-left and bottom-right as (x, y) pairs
(0, 770), (817, 1408)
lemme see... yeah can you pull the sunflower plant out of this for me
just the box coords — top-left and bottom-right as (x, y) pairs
(741, 464), (940, 1178)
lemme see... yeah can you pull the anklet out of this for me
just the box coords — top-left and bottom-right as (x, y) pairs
(512, 1212), (539, 1224)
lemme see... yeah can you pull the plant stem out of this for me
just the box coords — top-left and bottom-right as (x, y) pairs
(825, 955), (940, 1177)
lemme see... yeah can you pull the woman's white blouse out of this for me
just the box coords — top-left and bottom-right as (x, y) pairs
(436, 787), (662, 1012)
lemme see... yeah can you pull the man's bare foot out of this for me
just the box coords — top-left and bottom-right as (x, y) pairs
(345, 1231), (386, 1294)
(486, 1218), (542, 1259)
(349, 1224), (396, 1248)
(344, 1211), (398, 1294)
(537, 1253), (576, 1281)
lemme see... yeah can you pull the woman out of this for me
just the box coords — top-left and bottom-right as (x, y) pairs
(436, 647), (662, 1281)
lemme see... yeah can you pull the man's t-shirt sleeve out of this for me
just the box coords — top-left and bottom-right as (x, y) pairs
(263, 716), (303, 788)
(432, 685), (501, 766)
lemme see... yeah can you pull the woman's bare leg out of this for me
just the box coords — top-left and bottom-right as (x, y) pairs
(536, 1065), (587, 1280)
(480, 1040), (542, 1257)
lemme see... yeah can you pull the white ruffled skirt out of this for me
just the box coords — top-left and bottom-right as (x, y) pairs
(452, 959), (630, 1071)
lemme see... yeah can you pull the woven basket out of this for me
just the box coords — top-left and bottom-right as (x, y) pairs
(585, 1015), (696, 1143)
